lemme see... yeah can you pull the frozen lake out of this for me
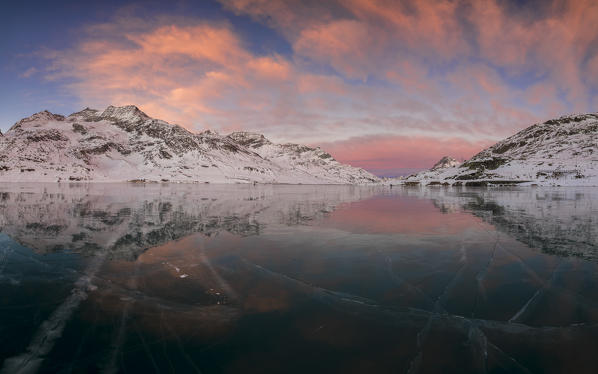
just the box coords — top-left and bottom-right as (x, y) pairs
(0, 183), (597, 373)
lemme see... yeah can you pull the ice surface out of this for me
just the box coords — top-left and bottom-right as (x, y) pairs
(0, 184), (597, 373)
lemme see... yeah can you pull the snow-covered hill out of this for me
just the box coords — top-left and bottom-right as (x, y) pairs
(0, 106), (379, 184)
(403, 113), (598, 186)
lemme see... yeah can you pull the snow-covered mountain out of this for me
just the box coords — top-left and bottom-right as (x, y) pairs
(404, 113), (598, 186)
(227, 131), (377, 184)
(0, 106), (379, 184)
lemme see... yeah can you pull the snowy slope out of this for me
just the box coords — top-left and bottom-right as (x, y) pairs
(403, 113), (598, 186)
(228, 132), (378, 184)
(0, 106), (379, 184)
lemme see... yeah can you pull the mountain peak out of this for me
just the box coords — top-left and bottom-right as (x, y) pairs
(199, 129), (219, 136)
(431, 156), (460, 170)
(227, 131), (272, 148)
(68, 107), (99, 118)
(27, 110), (64, 121)
(99, 105), (150, 123)
(9, 110), (65, 131)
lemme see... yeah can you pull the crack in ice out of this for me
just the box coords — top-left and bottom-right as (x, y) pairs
(0, 253), (106, 374)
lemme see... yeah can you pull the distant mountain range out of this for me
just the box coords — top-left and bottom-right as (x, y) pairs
(401, 113), (598, 186)
(0, 105), (379, 184)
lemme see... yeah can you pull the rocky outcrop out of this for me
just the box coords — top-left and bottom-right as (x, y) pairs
(431, 156), (460, 170)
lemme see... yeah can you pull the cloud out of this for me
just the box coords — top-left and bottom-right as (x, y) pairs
(38, 0), (598, 174)
(43, 18), (476, 143)
(316, 134), (494, 176)
(222, 0), (598, 114)
(45, 21), (302, 133)
(465, 0), (598, 110)
(20, 67), (39, 78)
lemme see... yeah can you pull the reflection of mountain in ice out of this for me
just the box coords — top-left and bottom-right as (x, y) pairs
(403, 187), (598, 260)
(0, 183), (379, 259)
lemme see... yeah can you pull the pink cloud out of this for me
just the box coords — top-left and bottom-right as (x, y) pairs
(317, 134), (494, 175)
(40, 1), (598, 173)
(294, 20), (382, 80)
(466, 0), (598, 109)
(45, 21), (302, 131)
(220, 0), (597, 134)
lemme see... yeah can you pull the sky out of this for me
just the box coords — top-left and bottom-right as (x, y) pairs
(1, 0), (597, 176)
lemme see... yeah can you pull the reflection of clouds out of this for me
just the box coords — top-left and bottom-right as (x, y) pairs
(241, 280), (292, 312)
(80, 236), (243, 349)
(323, 195), (486, 235)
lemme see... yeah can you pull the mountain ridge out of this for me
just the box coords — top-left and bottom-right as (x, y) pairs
(399, 112), (598, 186)
(0, 105), (379, 184)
